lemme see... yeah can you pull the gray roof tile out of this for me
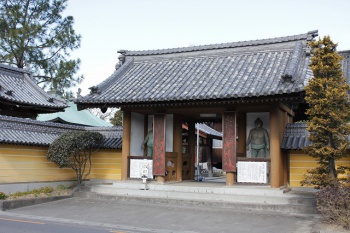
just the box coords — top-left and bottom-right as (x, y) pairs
(339, 50), (350, 83)
(77, 31), (318, 107)
(282, 122), (350, 150)
(0, 115), (122, 149)
(281, 123), (310, 150)
(0, 63), (66, 109)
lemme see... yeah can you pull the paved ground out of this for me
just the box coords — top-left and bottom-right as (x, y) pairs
(0, 197), (327, 233)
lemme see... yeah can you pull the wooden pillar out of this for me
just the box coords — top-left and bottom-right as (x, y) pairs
(222, 112), (237, 186)
(270, 106), (283, 187)
(173, 115), (183, 181)
(187, 119), (196, 180)
(121, 110), (131, 181)
(153, 114), (166, 183)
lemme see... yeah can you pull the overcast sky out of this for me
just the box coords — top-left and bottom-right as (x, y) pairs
(65, 0), (350, 96)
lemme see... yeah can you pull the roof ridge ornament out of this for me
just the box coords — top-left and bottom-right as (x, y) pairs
(76, 88), (82, 98)
(305, 30), (319, 56)
(115, 53), (126, 70)
(307, 30), (318, 41)
(89, 86), (100, 94)
(5, 90), (13, 95)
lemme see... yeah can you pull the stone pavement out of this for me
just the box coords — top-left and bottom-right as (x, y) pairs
(1, 178), (349, 233)
(1, 196), (348, 233)
(0, 196), (321, 233)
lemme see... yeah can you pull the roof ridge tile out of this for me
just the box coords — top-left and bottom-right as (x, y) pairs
(121, 31), (316, 56)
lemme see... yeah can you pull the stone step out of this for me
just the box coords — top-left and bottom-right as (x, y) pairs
(76, 183), (318, 215)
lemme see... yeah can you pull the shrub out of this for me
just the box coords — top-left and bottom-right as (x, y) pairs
(316, 184), (350, 229)
(0, 191), (8, 200)
(47, 131), (104, 184)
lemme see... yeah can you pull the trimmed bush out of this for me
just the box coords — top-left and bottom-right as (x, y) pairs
(47, 131), (104, 184)
(316, 184), (350, 229)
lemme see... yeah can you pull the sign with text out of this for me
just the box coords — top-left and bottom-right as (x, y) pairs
(130, 159), (153, 178)
(237, 161), (267, 183)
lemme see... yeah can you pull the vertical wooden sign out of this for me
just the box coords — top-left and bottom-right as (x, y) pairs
(222, 112), (237, 172)
(153, 114), (166, 176)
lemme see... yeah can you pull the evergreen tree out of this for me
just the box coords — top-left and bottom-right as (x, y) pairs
(0, 0), (83, 95)
(110, 109), (123, 126)
(303, 36), (350, 187)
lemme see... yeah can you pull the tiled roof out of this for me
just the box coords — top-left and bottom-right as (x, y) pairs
(76, 30), (318, 107)
(281, 123), (309, 150)
(37, 102), (113, 127)
(0, 115), (122, 149)
(85, 126), (123, 149)
(0, 63), (66, 110)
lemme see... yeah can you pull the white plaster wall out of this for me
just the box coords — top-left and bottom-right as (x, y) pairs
(166, 114), (173, 152)
(130, 112), (144, 156)
(246, 112), (270, 158)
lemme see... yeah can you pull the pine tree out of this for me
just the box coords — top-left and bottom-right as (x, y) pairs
(303, 36), (350, 187)
(0, 0), (83, 95)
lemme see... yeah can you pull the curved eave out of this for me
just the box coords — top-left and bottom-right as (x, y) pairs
(0, 141), (50, 147)
(0, 97), (66, 111)
(0, 139), (122, 150)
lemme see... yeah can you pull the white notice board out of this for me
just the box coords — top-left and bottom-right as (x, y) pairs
(237, 162), (267, 183)
(130, 159), (153, 178)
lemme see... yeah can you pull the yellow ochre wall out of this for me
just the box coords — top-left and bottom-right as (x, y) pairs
(90, 148), (122, 180)
(0, 144), (122, 183)
(290, 150), (350, 187)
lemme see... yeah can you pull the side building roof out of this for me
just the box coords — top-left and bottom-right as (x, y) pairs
(37, 102), (113, 127)
(0, 115), (122, 149)
(0, 64), (66, 117)
(282, 50), (350, 150)
(281, 123), (310, 150)
(76, 30), (318, 109)
(339, 50), (350, 83)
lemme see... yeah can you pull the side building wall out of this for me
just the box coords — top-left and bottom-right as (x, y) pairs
(0, 144), (122, 192)
(289, 150), (350, 187)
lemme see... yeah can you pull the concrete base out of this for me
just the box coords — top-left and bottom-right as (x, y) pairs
(0, 181), (77, 195)
(1, 195), (73, 211)
(77, 180), (318, 215)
